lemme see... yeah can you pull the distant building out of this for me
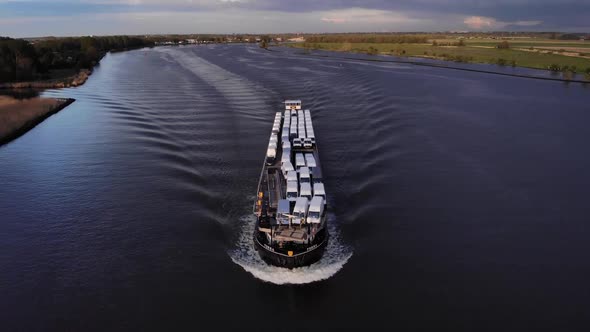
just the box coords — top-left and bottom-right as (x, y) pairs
(287, 37), (305, 42)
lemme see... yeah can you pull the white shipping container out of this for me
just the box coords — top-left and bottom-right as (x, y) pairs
(281, 152), (291, 165)
(299, 166), (311, 183)
(305, 154), (317, 168)
(313, 182), (326, 200)
(292, 197), (309, 224)
(266, 147), (276, 159)
(277, 199), (291, 225)
(300, 182), (312, 199)
(287, 171), (298, 182)
(282, 161), (294, 176)
(286, 181), (299, 201)
(283, 147), (291, 158)
(295, 153), (306, 168)
(307, 196), (324, 224)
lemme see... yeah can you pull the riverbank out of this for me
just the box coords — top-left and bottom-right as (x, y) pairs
(0, 69), (91, 90)
(0, 96), (75, 146)
(290, 41), (590, 78)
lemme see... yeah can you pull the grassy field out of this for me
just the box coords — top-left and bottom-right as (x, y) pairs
(291, 38), (590, 74)
(0, 96), (72, 145)
(434, 38), (590, 49)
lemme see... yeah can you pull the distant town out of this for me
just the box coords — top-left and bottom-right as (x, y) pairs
(153, 35), (305, 46)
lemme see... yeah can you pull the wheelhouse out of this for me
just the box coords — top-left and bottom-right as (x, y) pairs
(285, 100), (302, 111)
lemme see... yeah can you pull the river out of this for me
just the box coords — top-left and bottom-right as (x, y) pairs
(1, 44), (590, 331)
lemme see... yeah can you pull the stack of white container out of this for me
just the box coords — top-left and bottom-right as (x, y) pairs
(292, 110), (304, 147)
(304, 110), (315, 144)
(278, 107), (326, 225)
(289, 110), (297, 140)
(282, 110), (290, 143)
(266, 112), (283, 162)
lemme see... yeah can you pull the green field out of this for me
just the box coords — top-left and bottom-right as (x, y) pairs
(434, 38), (590, 48)
(291, 39), (590, 73)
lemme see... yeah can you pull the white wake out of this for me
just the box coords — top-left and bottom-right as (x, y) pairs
(229, 215), (353, 285)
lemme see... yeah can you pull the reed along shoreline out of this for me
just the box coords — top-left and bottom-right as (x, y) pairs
(0, 96), (75, 146)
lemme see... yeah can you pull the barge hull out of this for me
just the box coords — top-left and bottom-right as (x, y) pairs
(254, 233), (329, 269)
(253, 101), (329, 269)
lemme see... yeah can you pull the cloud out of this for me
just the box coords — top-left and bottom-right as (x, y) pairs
(319, 8), (425, 25)
(464, 16), (495, 29)
(464, 15), (542, 30)
(512, 20), (543, 27)
(0, 0), (587, 37)
(321, 17), (346, 24)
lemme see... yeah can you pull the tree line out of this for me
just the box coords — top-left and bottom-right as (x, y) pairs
(0, 36), (153, 83)
(305, 34), (430, 44)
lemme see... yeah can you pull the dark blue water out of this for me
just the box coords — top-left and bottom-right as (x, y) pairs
(1, 44), (590, 331)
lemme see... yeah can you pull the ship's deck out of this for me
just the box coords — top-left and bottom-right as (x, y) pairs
(253, 107), (326, 253)
(254, 144), (322, 227)
(252, 104), (330, 266)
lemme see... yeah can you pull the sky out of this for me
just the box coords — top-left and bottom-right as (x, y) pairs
(1, 0), (589, 38)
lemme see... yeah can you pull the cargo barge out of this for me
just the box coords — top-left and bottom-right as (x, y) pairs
(253, 100), (328, 269)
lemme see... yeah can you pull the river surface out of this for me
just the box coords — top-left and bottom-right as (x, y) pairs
(1, 45), (590, 331)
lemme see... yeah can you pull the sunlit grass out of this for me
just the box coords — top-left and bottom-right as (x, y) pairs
(291, 41), (590, 72)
